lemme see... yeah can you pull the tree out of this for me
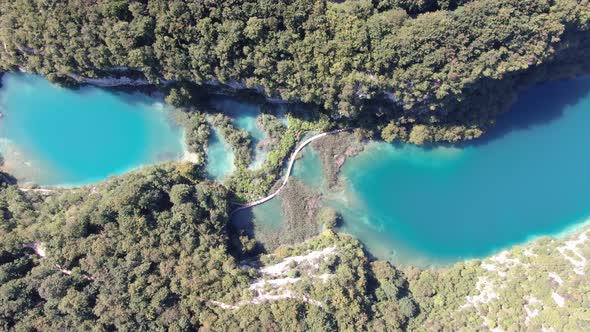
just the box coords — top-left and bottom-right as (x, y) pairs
(165, 87), (192, 107)
(382, 122), (409, 142)
(408, 125), (433, 145)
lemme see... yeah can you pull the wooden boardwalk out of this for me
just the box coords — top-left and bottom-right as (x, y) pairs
(231, 128), (349, 215)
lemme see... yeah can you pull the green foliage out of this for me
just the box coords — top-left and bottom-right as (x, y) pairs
(174, 110), (210, 172)
(105, 0), (130, 20)
(408, 124), (433, 145)
(0, 172), (423, 331)
(257, 113), (287, 143)
(406, 228), (590, 331)
(377, 0), (474, 14)
(215, 232), (418, 331)
(165, 87), (192, 107)
(210, 113), (253, 169)
(381, 121), (409, 142)
(1, 0), (590, 329)
(225, 112), (332, 201)
(316, 207), (341, 230)
(1, 0), (588, 143)
(0, 166), (251, 330)
(2, 161), (589, 330)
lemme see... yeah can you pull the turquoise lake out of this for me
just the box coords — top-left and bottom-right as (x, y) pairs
(292, 148), (323, 189)
(233, 76), (590, 265)
(237, 148), (322, 239)
(0, 73), (184, 186)
(4, 71), (590, 266)
(206, 96), (290, 180)
(332, 76), (590, 265)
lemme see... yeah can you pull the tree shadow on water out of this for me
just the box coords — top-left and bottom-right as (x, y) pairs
(470, 76), (590, 147)
(228, 207), (270, 257)
(230, 208), (256, 238)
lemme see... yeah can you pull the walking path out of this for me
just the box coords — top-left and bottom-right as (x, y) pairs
(19, 188), (55, 195)
(231, 128), (349, 214)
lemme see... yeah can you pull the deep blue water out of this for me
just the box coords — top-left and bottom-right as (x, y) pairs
(334, 76), (590, 265)
(0, 73), (184, 186)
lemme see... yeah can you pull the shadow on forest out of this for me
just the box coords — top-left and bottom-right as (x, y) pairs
(0, 171), (17, 186)
(230, 208), (256, 238)
(228, 207), (266, 256)
(468, 76), (590, 147)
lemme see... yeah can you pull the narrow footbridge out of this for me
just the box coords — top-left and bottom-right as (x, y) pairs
(231, 128), (349, 215)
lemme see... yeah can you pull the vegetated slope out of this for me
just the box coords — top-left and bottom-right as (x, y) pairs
(213, 232), (418, 331)
(0, 166), (418, 331)
(2, 164), (588, 331)
(0, 165), (251, 330)
(1, 0), (589, 143)
(407, 226), (590, 331)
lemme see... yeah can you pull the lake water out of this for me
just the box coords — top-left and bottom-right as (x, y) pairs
(210, 97), (268, 170)
(0, 73), (184, 186)
(292, 148), (323, 189)
(5, 72), (590, 266)
(333, 76), (590, 265)
(206, 128), (235, 180)
(240, 76), (590, 265)
(235, 146), (322, 240)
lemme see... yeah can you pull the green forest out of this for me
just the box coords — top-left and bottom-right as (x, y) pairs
(2, 161), (589, 331)
(0, 165), (421, 331)
(2, 0), (590, 330)
(1, 0), (589, 143)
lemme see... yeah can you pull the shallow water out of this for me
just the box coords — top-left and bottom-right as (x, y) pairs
(225, 77), (590, 265)
(334, 76), (590, 265)
(206, 128), (235, 180)
(235, 196), (285, 234)
(244, 146), (322, 232)
(210, 97), (268, 169)
(8, 72), (589, 265)
(292, 148), (323, 189)
(0, 73), (184, 186)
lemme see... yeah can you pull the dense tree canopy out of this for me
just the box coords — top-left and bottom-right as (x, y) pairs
(0, 165), (253, 330)
(0, 165), (421, 331)
(1, 1), (589, 329)
(1, 0), (588, 143)
(2, 163), (589, 330)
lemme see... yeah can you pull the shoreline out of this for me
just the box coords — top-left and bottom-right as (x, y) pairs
(3, 70), (590, 271)
(450, 217), (590, 269)
(310, 131), (366, 189)
(284, 136), (590, 268)
(0, 85), (189, 189)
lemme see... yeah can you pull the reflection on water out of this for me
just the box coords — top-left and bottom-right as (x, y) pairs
(231, 76), (590, 266)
